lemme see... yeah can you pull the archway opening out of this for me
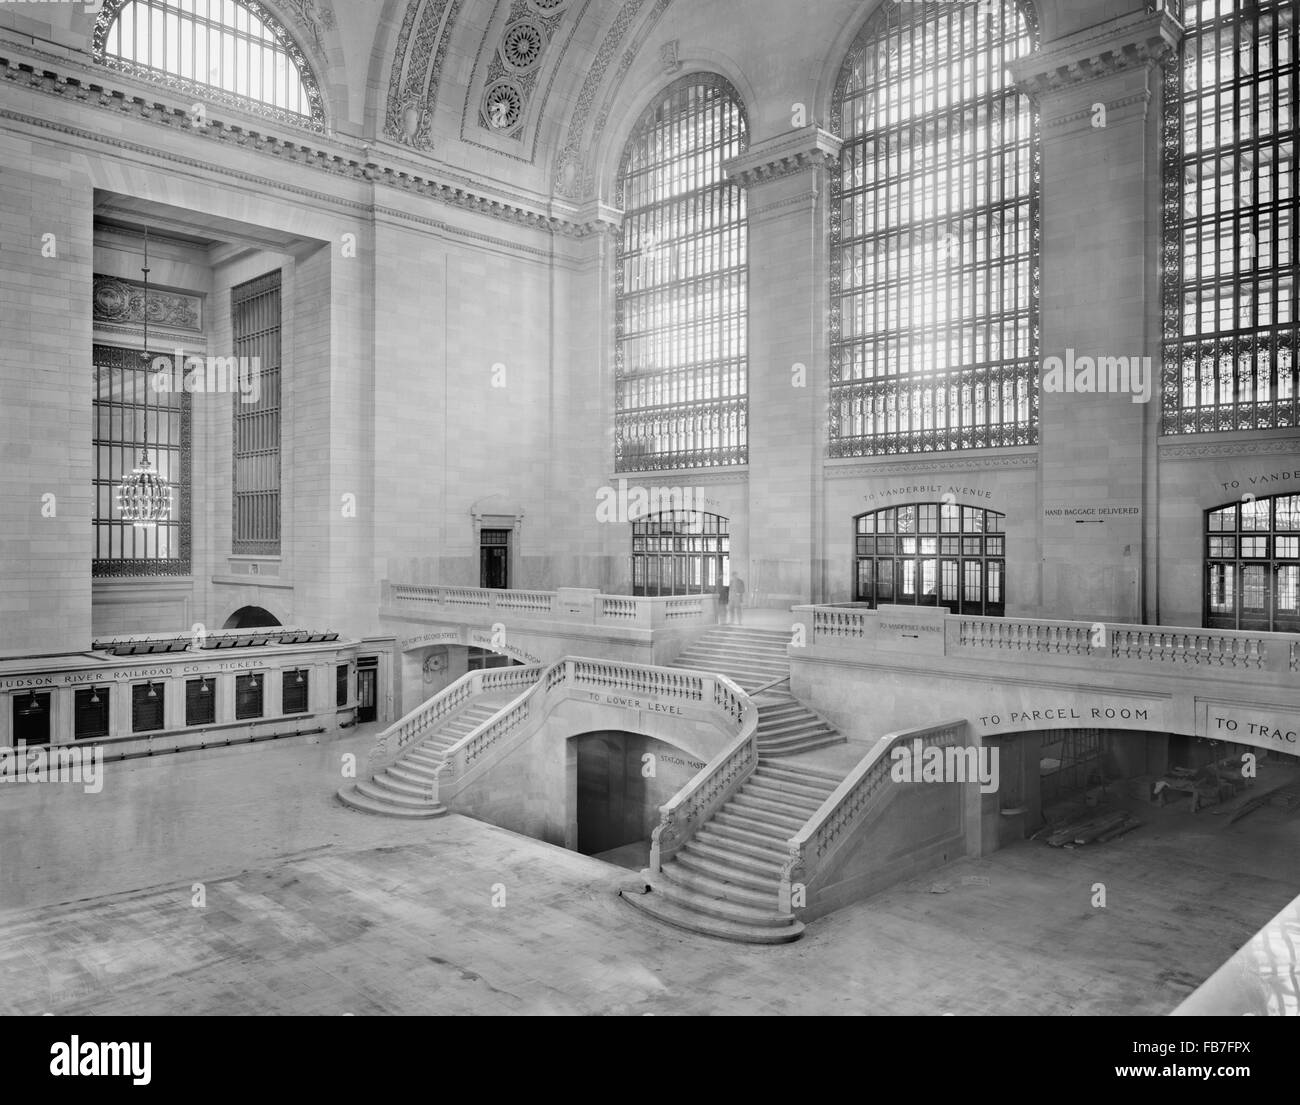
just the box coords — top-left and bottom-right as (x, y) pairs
(222, 606), (282, 629)
(572, 731), (707, 870)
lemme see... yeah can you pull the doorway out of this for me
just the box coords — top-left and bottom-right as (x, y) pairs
(480, 529), (510, 589)
(356, 657), (378, 724)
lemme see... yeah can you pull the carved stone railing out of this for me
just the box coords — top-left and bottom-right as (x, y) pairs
(383, 582), (717, 628)
(431, 657), (750, 805)
(778, 718), (968, 914)
(647, 680), (757, 873)
(367, 664), (543, 769)
(797, 605), (1290, 677)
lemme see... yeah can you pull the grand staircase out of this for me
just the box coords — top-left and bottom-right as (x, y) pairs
(669, 626), (844, 757)
(622, 760), (842, 942)
(621, 625), (855, 941)
(337, 696), (512, 818)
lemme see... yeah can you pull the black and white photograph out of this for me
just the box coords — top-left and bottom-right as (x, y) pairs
(0, 0), (1297, 1047)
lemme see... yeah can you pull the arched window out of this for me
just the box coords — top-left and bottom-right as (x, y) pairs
(615, 76), (748, 472)
(93, 0), (324, 128)
(631, 511), (730, 597)
(1205, 492), (1300, 632)
(830, 2), (1040, 456)
(1161, 0), (1297, 433)
(854, 503), (1005, 615)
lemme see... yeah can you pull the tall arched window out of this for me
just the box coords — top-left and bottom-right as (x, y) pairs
(1205, 492), (1299, 632)
(93, 0), (324, 128)
(854, 503), (1005, 615)
(1161, 0), (1297, 433)
(830, 1), (1040, 456)
(615, 76), (748, 472)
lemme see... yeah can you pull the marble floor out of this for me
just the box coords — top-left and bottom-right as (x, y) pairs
(1, 732), (1297, 1015)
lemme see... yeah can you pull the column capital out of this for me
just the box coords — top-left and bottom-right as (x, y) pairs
(1009, 8), (1183, 98)
(723, 127), (842, 190)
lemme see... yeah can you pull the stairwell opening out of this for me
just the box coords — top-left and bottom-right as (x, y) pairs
(569, 731), (707, 871)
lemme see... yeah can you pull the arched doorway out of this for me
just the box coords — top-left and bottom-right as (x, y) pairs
(222, 606), (282, 629)
(631, 511), (730, 597)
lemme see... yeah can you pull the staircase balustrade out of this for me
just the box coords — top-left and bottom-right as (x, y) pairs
(367, 664), (543, 769)
(424, 657), (752, 806)
(777, 718), (968, 914)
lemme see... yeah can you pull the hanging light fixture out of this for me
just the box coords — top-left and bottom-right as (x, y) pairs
(146, 682), (158, 699)
(294, 670), (304, 685)
(115, 227), (172, 528)
(17, 691), (43, 717)
(199, 676), (210, 695)
(89, 686), (101, 706)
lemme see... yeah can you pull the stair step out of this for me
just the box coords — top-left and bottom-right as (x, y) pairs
(696, 826), (791, 863)
(619, 887), (803, 944)
(759, 735), (848, 757)
(713, 810), (795, 843)
(354, 779), (439, 809)
(386, 763), (441, 788)
(674, 850), (782, 893)
(742, 781), (825, 811)
(336, 786), (447, 819)
(404, 750), (445, 768)
(744, 774), (835, 802)
(682, 839), (786, 878)
(657, 860), (781, 908)
(649, 875), (792, 928)
(368, 772), (438, 801)
(727, 793), (810, 828)
(755, 763), (845, 787)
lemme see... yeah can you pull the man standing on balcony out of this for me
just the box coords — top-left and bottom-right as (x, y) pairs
(729, 573), (745, 625)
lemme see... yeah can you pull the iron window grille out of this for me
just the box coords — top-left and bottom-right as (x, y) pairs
(615, 75), (750, 471)
(830, 0), (1041, 456)
(1160, 0), (1298, 434)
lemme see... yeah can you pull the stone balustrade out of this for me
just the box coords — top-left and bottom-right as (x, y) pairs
(367, 663), (543, 769)
(778, 718), (968, 915)
(383, 582), (718, 628)
(379, 656), (752, 807)
(797, 604), (1295, 677)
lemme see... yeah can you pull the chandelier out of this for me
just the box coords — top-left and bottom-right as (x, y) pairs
(116, 227), (173, 528)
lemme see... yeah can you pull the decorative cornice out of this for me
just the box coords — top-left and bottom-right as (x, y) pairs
(0, 51), (608, 240)
(723, 127), (841, 189)
(825, 451), (1039, 478)
(1009, 9), (1182, 97)
(93, 322), (207, 347)
(607, 469), (750, 486)
(1159, 435), (1300, 461)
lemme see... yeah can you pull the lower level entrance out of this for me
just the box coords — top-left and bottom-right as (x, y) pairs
(572, 731), (707, 870)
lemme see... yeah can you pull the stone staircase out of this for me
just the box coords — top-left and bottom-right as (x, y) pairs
(337, 696), (511, 818)
(669, 626), (843, 757)
(622, 761), (842, 943)
(668, 626), (791, 691)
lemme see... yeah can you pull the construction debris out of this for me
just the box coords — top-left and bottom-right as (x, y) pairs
(1044, 809), (1141, 847)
